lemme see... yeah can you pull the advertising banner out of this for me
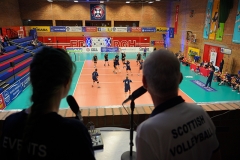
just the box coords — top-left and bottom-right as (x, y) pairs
(0, 94), (6, 110)
(203, 0), (213, 39)
(112, 27), (128, 32)
(30, 26), (50, 32)
(50, 26), (66, 32)
(119, 47), (154, 53)
(66, 26), (82, 32)
(101, 47), (119, 52)
(97, 27), (112, 32)
(153, 40), (164, 45)
(169, 27), (174, 38)
(156, 27), (169, 32)
(82, 27), (97, 32)
(2, 74), (30, 106)
(84, 47), (101, 53)
(210, 51), (217, 66)
(216, 23), (224, 41)
(141, 27), (156, 32)
(188, 47), (200, 56)
(128, 27), (142, 33)
(90, 4), (106, 20)
(174, 5), (179, 34)
(209, 0), (220, 40)
(232, 0), (240, 43)
(66, 47), (84, 53)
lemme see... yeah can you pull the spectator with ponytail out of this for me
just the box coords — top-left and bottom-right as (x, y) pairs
(0, 47), (95, 160)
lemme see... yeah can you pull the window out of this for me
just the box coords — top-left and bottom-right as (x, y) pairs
(56, 20), (83, 26)
(114, 21), (139, 27)
(22, 20), (53, 26)
(85, 21), (111, 27)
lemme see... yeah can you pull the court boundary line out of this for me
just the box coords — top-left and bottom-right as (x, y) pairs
(179, 88), (196, 103)
(77, 81), (142, 84)
(72, 60), (85, 97)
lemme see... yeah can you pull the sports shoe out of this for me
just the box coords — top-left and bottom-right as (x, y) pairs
(238, 92), (240, 94)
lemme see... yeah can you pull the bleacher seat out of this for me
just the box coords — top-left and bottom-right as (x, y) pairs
(3, 46), (17, 53)
(0, 49), (24, 62)
(12, 36), (33, 43)
(0, 53), (32, 71)
(0, 57), (32, 81)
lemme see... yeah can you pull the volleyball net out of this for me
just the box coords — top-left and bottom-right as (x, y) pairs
(66, 47), (154, 61)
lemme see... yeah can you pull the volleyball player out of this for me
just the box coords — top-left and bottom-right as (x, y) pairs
(138, 59), (144, 76)
(92, 54), (98, 68)
(104, 53), (109, 66)
(136, 52), (141, 65)
(113, 58), (117, 74)
(124, 60), (133, 76)
(143, 47), (147, 57)
(121, 52), (126, 68)
(123, 76), (132, 98)
(92, 69), (100, 88)
(115, 53), (120, 69)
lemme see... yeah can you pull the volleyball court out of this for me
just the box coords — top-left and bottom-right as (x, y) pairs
(72, 56), (194, 108)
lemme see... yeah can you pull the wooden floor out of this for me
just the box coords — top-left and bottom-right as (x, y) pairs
(73, 60), (194, 107)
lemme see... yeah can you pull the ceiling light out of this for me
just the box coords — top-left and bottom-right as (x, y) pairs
(156, 0), (160, 1)
(74, 0), (78, 2)
(100, 1), (104, 3)
(47, 0), (53, 2)
(148, 1), (154, 3)
(126, 1), (130, 3)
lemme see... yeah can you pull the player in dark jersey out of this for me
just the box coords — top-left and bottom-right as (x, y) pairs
(113, 58), (117, 74)
(123, 76), (132, 98)
(124, 60), (133, 76)
(104, 53), (109, 66)
(92, 54), (98, 68)
(138, 59), (144, 76)
(115, 54), (120, 71)
(136, 52), (141, 65)
(92, 69), (100, 88)
(121, 52), (126, 68)
(143, 47), (147, 57)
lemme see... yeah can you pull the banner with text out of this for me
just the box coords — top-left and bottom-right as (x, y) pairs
(97, 27), (112, 32)
(66, 26), (82, 32)
(174, 5), (179, 34)
(209, 0), (220, 40)
(50, 26), (66, 32)
(156, 27), (169, 32)
(169, 27), (174, 38)
(82, 27), (97, 32)
(112, 27), (128, 32)
(203, 0), (213, 39)
(30, 26), (50, 32)
(0, 94), (6, 110)
(2, 73), (30, 106)
(101, 47), (119, 52)
(128, 27), (142, 33)
(119, 47), (154, 53)
(232, 0), (240, 44)
(141, 27), (156, 32)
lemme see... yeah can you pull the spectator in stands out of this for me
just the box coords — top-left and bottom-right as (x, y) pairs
(0, 47), (95, 160)
(219, 59), (224, 73)
(0, 42), (4, 55)
(195, 65), (200, 74)
(30, 39), (38, 48)
(136, 49), (220, 160)
(4, 35), (10, 46)
(219, 72), (231, 86)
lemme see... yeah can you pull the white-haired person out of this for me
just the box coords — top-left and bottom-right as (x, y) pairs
(136, 49), (221, 160)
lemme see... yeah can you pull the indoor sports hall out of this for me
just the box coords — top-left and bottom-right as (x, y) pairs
(0, 0), (240, 159)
